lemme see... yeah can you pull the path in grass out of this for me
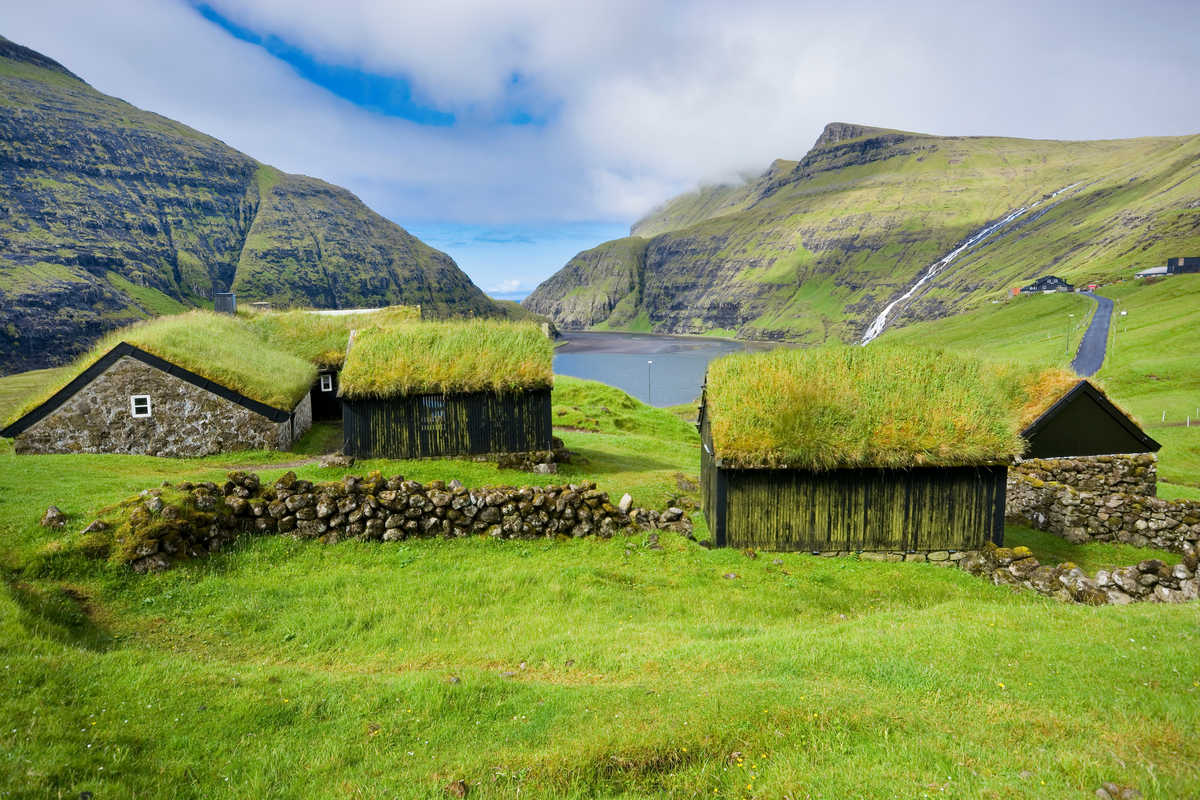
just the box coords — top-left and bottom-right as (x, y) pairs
(1071, 293), (1113, 377)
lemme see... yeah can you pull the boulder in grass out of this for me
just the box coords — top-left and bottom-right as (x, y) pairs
(40, 506), (67, 527)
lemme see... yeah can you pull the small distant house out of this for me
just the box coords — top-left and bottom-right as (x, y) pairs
(1020, 275), (1073, 294)
(0, 312), (315, 457)
(699, 348), (1015, 552)
(1020, 379), (1160, 459)
(1166, 257), (1200, 274)
(339, 320), (553, 459)
(1137, 258), (1199, 279)
(214, 292), (236, 314)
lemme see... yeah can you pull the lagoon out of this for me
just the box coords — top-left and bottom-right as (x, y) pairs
(552, 331), (775, 407)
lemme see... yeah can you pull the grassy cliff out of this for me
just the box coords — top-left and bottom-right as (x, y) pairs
(525, 122), (1200, 343)
(0, 36), (495, 374)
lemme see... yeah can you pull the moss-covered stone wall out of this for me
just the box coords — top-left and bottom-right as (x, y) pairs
(1012, 453), (1157, 497)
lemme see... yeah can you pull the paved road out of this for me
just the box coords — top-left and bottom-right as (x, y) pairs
(1071, 294), (1113, 377)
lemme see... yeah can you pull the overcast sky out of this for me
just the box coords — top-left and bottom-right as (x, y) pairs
(4, 0), (1199, 294)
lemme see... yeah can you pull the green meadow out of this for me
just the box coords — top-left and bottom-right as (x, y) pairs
(2, 373), (1198, 798)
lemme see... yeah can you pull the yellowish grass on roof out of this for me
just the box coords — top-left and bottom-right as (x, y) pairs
(7, 312), (316, 424)
(244, 306), (420, 368)
(1007, 366), (1082, 429)
(705, 345), (1026, 470)
(338, 320), (553, 398)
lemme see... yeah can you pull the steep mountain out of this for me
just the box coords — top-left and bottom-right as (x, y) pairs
(525, 122), (1200, 343)
(0, 35), (495, 374)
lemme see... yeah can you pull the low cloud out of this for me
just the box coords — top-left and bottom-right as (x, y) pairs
(4, 0), (1199, 227)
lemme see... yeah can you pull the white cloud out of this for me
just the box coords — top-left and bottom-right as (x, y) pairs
(490, 279), (523, 293)
(3, 0), (1199, 230)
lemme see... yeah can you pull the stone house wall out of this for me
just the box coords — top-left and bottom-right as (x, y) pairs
(1011, 453), (1157, 496)
(14, 355), (310, 457)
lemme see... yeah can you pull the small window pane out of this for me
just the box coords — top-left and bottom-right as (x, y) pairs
(130, 395), (152, 418)
(421, 395), (445, 430)
(320, 374), (333, 392)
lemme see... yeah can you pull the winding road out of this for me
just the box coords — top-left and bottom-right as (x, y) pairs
(1071, 294), (1113, 377)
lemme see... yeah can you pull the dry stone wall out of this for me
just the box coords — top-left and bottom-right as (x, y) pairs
(1012, 454), (1157, 497)
(1007, 474), (1200, 557)
(15, 355), (309, 457)
(959, 544), (1199, 605)
(95, 470), (692, 573)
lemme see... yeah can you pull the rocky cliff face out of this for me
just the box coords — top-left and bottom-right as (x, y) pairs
(0, 36), (495, 374)
(526, 122), (1200, 342)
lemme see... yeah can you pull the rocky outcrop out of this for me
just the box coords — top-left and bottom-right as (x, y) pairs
(0, 36), (495, 374)
(526, 122), (1200, 343)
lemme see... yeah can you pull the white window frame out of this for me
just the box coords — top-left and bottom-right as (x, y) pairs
(319, 374), (334, 392)
(130, 395), (152, 418)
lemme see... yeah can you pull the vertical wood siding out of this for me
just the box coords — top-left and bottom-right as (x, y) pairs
(714, 465), (1007, 552)
(342, 389), (551, 459)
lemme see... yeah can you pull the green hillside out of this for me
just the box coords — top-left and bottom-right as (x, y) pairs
(525, 122), (1200, 343)
(878, 275), (1200, 493)
(0, 36), (495, 374)
(1, 375), (1199, 797)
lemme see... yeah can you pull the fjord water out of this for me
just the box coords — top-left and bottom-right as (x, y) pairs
(553, 332), (774, 407)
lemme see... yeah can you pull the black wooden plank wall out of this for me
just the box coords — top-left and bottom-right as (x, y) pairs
(715, 465), (1007, 552)
(343, 389), (552, 459)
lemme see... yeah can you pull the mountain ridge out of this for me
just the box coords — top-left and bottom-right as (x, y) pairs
(526, 122), (1200, 343)
(0, 35), (495, 374)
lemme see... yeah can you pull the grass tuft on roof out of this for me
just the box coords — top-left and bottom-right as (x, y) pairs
(244, 306), (420, 369)
(339, 320), (553, 398)
(6, 312), (316, 424)
(705, 345), (1027, 470)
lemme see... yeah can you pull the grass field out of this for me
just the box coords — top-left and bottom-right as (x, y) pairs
(1, 373), (1198, 798)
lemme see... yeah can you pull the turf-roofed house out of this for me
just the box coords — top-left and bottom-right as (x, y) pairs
(0, 312), (316, 457)
(339, 320), (554, 459)
(699, 347), (1024, 553)
(246, 306), (421, 422)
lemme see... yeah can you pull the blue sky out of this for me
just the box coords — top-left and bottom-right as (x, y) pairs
(4, 0), (1200, 296)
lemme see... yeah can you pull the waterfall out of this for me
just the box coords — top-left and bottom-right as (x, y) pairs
(860, 184), (1080, 344)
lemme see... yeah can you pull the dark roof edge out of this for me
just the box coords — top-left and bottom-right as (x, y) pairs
(1021, 380), (1161, 453)
(1, 342), (291, 437)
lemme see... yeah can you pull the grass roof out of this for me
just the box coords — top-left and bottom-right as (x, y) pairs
(243, 306), (420, 369)
(339, 320), (553, 398)
(1008, 366), (1083, 429)
(6, 312), (316, 424)
(704, 345), (1027, 470)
